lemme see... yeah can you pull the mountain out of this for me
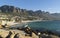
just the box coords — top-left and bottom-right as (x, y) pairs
(0, 5), (20, 13)
(0, 5), (60, 20)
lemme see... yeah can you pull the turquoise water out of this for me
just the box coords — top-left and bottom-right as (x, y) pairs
(28, 21), (60, 31)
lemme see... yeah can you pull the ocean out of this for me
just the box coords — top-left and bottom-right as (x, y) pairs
(27, 21), (60, 35)
(11, 20), (60, 35)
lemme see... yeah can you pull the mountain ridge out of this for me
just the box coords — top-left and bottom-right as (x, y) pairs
(0, 5), (60, 20)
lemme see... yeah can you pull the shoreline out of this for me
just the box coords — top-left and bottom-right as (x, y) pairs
(21, 20), (43, 23)
(21, 20), (59, 23)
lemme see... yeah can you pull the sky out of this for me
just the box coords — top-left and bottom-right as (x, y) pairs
(0, 0), (60, 13)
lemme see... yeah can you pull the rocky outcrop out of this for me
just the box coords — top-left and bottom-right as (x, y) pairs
(6, 31), (13, 38)
(0, 25), (59, 38)
(0, 28), (59, 38)
(14, 33), (20, 38)
(0, 29), (38, 38)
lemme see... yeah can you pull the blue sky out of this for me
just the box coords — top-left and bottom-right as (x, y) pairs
(0, 0), (60, 13)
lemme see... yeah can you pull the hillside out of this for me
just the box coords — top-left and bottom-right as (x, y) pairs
(0, 5), (60, 20)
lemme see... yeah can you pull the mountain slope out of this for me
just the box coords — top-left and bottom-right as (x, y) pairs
(0, 5), (60, 20)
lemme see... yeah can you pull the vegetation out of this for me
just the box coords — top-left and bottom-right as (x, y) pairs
(0, 5), (60, 20)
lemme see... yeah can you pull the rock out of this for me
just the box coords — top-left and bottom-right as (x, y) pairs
(0, 29), (59, 38)
(0, 35), (3, 38)
(6, 31), (12, 38)
(0, 29), (9, 38)
(32, 32), (38, 38)
(0, 25), (3, 29)
(14, 33), (20, 38)
(50, 35), (60, 38)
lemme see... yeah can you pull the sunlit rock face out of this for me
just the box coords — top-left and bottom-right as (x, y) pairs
(0, 29), (38, 38)
(0, 29), (59, 38)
